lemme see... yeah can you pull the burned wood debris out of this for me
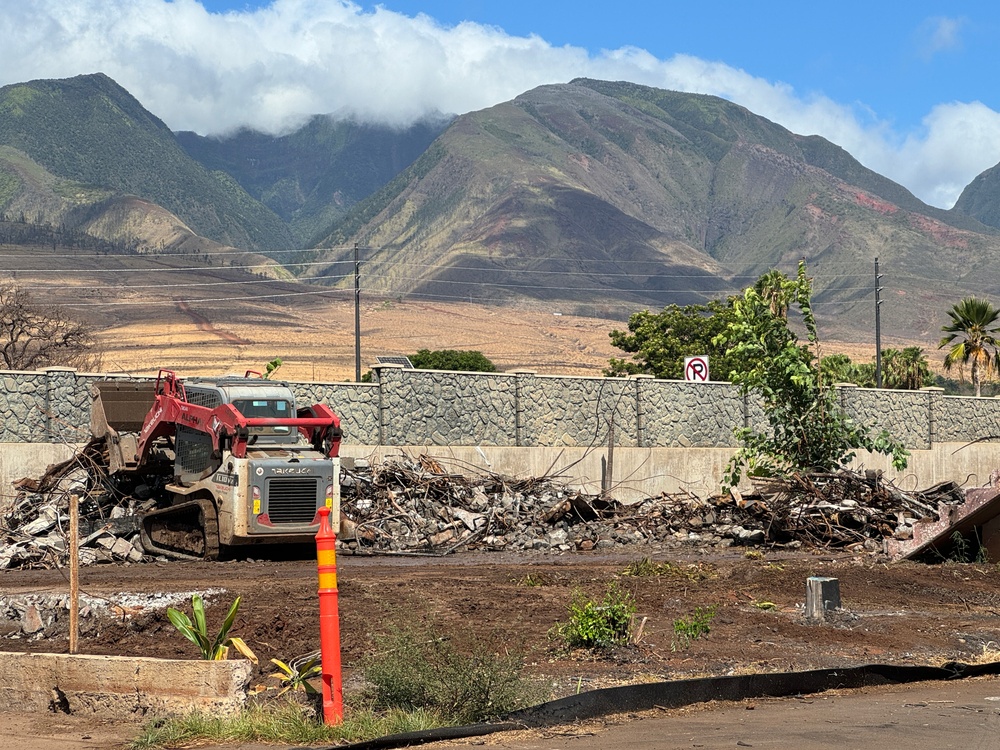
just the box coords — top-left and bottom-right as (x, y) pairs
(338, 458), (964, 555)
(0, 448), (977, 567)
(1, 440), (149, 569)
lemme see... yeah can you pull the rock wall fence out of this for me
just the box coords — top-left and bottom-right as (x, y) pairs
(2, 365), (1000, 452)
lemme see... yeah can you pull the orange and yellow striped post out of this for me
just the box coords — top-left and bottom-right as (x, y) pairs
(315, 506), (343, 724)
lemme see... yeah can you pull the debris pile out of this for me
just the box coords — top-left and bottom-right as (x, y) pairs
(1, 442), (152, 569)
(0, 590), (224, 641)
(338, 457), (964, 555)
(0, 449), (978, 567)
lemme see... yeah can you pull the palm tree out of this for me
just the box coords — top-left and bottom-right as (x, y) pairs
(939, 297), (1000, 397)
(882, 347), (933, 390)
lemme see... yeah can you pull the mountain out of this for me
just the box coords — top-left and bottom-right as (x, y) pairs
(176, 116), (449, 245)
(0, 73), (293, 252)
(5, 73), (1000, 343)
(952, 163), (1000, 229)
(314, 79), (1000, 335)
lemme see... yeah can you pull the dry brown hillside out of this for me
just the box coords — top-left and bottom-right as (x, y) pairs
(5, 243), (944, 382)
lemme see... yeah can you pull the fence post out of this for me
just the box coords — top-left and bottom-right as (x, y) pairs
(512, 370), (536, 447)
(922, 387), (944, 448)
(633, 375), (653, 448)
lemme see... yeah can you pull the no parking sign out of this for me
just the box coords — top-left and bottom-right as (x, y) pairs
(684, 356), (709, 382)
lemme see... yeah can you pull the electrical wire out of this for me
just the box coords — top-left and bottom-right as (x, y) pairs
(0, 241), (904, 313)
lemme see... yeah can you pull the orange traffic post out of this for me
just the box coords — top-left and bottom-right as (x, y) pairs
(315, 506), (344, 724)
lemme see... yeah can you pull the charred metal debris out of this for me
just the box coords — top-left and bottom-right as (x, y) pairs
(1, 443), (985, 569)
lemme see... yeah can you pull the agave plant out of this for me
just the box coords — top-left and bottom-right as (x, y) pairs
(166, 594), (258, 662)
(270, 649), (322, 695)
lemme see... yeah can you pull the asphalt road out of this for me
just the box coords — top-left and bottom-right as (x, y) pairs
(430, 678), (1000, 750)
(4, 677), (1000, 750)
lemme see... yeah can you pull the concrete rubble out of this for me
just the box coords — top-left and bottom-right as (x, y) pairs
(0, 450), (991, 568)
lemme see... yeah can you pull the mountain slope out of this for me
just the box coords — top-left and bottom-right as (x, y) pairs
(316, 79), (1000, 336)
(952, 162), (1000, 229)
(177, 116), (449, 245)
(0, 73), (292, 251)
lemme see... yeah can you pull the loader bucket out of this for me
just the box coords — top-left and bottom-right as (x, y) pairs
(91, 380), (156, 438)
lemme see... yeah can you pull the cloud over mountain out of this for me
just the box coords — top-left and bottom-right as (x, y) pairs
(2, 0), (999, 208)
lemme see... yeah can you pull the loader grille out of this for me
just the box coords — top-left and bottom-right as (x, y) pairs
(266, 478), (320, 524)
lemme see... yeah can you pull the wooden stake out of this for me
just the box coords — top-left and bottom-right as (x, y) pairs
(69, 493), (79, 654)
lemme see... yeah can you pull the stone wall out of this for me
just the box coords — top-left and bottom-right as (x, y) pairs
(3, 365), (1000, 451)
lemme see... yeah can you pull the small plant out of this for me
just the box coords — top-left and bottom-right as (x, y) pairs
(130, 700), (443, 749)
(270, 650), (321, 696)
(621, 557), (664, 576)
(621, 558), (716, 581)
(515, 572), (549, 587)
(752, 600), (778, 611)
(166, 594), (257, 662)
(744, 549), (765, 560)
(671, 605), (717, 651)
(551, 583), (636, 649)
(263, 357), (283, 379)
(949, 531), (972, 563)
(362, 623), (540, 724)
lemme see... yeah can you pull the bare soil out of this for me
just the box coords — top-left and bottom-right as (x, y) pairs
(3, 548), (1000, 746)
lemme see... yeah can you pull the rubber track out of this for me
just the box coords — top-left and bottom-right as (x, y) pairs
(139, 498), (220, 561)
(325, 660), (1000, 750)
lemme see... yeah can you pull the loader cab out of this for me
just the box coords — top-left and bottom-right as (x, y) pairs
(175, 378), (303, 481)
(185, 377), (302, 445)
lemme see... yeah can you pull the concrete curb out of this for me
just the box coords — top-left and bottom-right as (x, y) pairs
(0, 652), (252, 719)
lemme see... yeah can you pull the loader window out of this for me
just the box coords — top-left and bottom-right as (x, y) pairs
(232, 398), (292, 435)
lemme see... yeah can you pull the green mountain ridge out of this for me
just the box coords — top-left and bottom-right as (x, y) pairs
(176, 114), (449, 245)
(315, 78), (1000, 337)
(5, 73), (1000, 344)
(0, 73), (292, 251)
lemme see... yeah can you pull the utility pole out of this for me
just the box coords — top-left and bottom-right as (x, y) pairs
(875, 257), (883, 388)
(354, 242), (361, 382)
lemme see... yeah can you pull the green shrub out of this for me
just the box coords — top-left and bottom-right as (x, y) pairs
(672, 606), (717, 651)
(361, 624), (540, 724)
(552, 583), (636, 649)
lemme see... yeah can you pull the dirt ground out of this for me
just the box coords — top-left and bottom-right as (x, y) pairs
(3, 547), (1000, 746)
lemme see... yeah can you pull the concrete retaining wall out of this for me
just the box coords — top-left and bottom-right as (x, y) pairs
(6, 366), (1000, 451)
(0, 652), (252, 718)
(5, 366), (1000, 501)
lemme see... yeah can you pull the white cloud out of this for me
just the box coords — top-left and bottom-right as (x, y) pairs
(0, 0), (997, 208)
(916, 16), (966, 60)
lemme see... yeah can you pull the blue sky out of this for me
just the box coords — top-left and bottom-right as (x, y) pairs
(3, 1), (1000, 208)
(200, 0), (998, 133)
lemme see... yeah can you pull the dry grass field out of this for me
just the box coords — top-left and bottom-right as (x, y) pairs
(94, 295), (949, 383)
(3, 243), (950, 381)
(95, 295), (625, 381)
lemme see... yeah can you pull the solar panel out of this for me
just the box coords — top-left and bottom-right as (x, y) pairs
(376, 355), (414, 368)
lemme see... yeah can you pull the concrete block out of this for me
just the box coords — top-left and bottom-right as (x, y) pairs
(0, 652), (252, 719)
(806, 576), (841, 621)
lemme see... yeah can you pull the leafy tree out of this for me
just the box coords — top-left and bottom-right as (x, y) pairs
(0, 282), (101, 371)
(821, 348), (931, 390)
(820, 354), (873, 387)
(605, 299), (741, 380)
(713, 262), (908, 489)
(938, 297), (1000, 397)
(409, 349), (498, 373)
(881, 347), (933, 390)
